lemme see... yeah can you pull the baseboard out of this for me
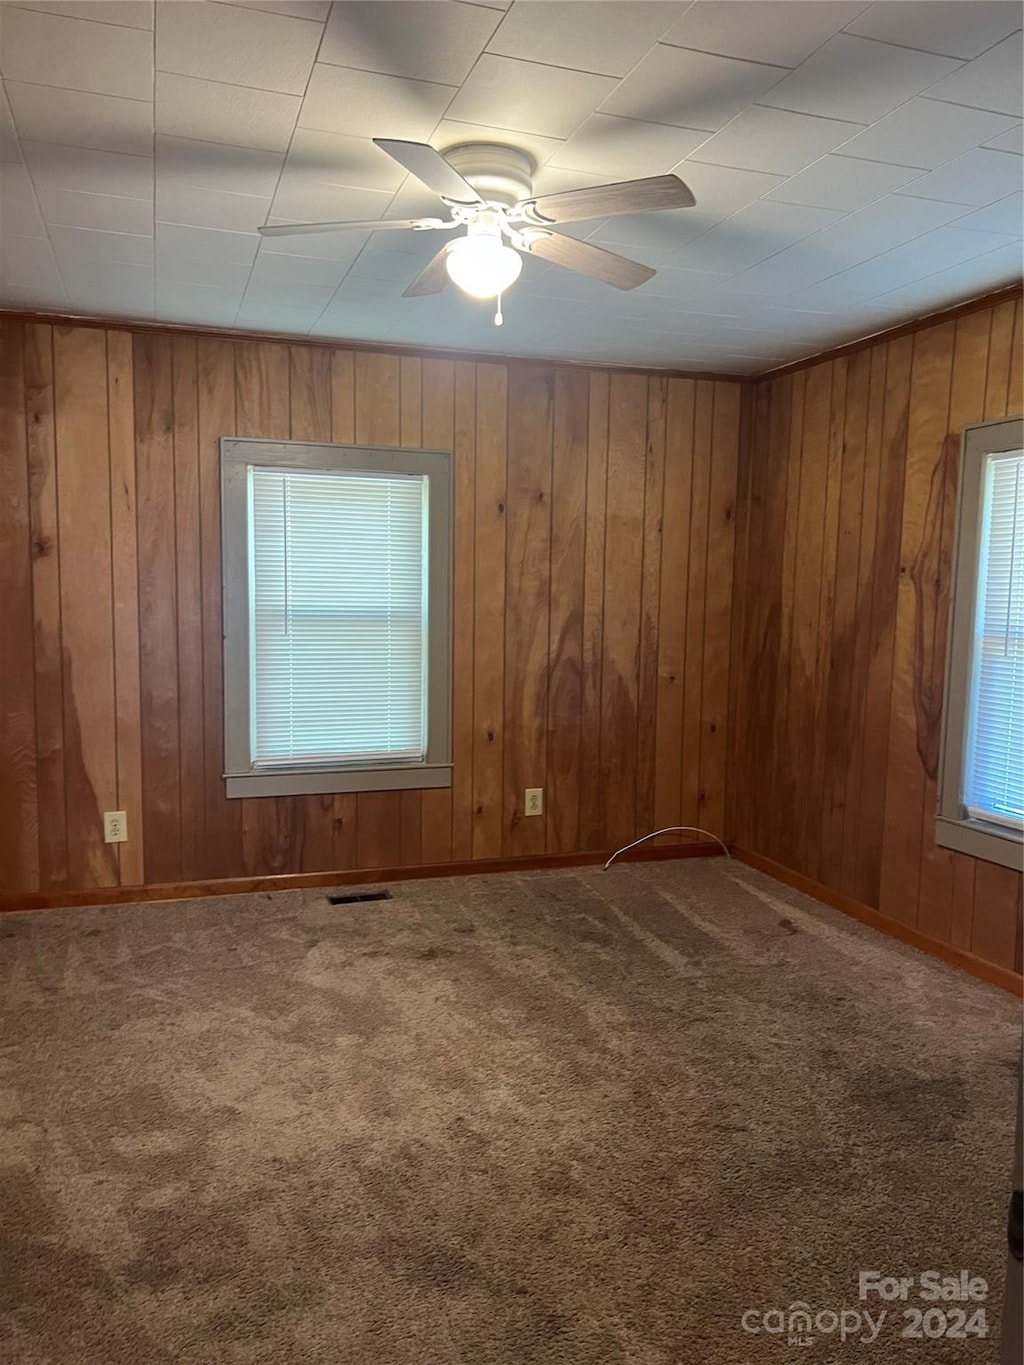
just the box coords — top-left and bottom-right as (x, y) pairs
(734, 846), (1024, 998)
(0, 840), (724, 914)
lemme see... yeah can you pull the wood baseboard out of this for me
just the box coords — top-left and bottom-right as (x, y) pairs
(0, 840), (724, 914)
(734, 846), (1024, 997)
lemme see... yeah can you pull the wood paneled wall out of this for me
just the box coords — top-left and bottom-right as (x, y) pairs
(0, 318), (743, 897)
(732, 293), (1023, 977)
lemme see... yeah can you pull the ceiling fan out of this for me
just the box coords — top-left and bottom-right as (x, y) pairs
(258, 139), (695, 321)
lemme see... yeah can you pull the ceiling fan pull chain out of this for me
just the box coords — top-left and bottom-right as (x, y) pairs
(494, 293), (504, 327)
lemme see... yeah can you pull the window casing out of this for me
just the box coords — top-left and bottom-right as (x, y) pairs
(936, 417), (1023, 870)
(221, 439), (452, 799)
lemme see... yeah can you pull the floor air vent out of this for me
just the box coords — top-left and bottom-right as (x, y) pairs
(327, 890), (392, 905)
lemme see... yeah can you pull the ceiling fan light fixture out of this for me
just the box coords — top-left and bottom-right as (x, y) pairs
(445, 234), (522, 300)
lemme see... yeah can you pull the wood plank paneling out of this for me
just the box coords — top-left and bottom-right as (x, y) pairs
(0, 319), (737, 905)
(736, 295), (1023, 981)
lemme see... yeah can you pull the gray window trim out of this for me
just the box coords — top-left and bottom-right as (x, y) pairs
(221, 437), (452, 800)
(935, 416), (1023, 872)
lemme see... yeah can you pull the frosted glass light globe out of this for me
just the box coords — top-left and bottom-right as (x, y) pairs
(445, 235), (522, 299)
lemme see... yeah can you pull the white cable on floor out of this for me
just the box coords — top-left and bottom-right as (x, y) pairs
(603, 827), (731, 871)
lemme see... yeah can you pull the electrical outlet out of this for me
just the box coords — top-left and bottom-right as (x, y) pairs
(524, 788), (543, 817)
(104, 811), (127, 844)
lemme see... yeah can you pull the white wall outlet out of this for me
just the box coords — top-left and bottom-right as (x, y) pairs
(104, 811), (127, 844)
(524, 788), (544, 817)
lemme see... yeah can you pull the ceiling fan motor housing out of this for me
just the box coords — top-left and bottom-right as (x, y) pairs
(443, 143), (535, 208)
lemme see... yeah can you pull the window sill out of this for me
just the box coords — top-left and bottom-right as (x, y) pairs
(225, 764), (452, 799)
(935, 815), (1023, 871)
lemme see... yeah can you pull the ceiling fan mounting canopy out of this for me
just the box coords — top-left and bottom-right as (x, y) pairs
(257, 138), (696, 306)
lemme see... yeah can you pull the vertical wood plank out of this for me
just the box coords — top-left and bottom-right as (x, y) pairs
(548, 366), (589, 854)
(579, 371), (609, 850)
(107, 330), (144, 886)
(24, 324), (67, 888)
(503, 362), (553, 856)
(725, 383), (753, 844)
(197, 336), (243, 880)
(879, 323), (955, 926)
(602, 372), (647, 849)
(653, 378), (694, 838)
(971, 862), (1021, 972)
(451, 359), (477, 861)
(419, 356), (455, 863)
(699, 381), (739, 843)
(398, 353), (423, 868)
(0, 321), (39, 892)
(983, 298), (1015, 418)
(472, 362), (507, 859)
(1008, 297), (1022, 416)
(636, 376), (665, 840)
(55, 326), (118, 887)
(172, 336), (204, 882)
(680, 380), (713, 840)
(328, 348), (358, 871)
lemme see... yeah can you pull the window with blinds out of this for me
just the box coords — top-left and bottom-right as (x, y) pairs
(937, 417), (1023, 870)
(250, 467), (428, 769)
(963, 449), (1023, 831)
(220, 439), (452, 800)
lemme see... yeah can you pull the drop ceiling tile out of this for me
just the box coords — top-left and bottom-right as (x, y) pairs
(241, 279), (335, 310)
(5, 2), (153, 30)
(49, 222), (153, 267)
(588, 206), (713, 253)
(258, 222), (372, 262)
(249, 246), (360, 286)
(600, 45), (786, 132)
(156, 253), (253, 290)
(835, 98), (1019, 170)
(662, 1), (865, 68)
(0, 84), (22, 162)
(157, 182), (272, 233)
(36, 186), (153, 234)
(446, 53), (616, 139)
(759, 35), (961, 123)
(330, 274), (407, 305)
(6, 81), (152, 157)
(433, 118), (563, 172)
(218, 1), (330, 20)
(155, 282), (243, 325)
(986, 124), (1024, 154)
(59, 259), (153, 308)
(0, 162), (44, 236)
(155, 73), (300, 153)
(550, 114), (710, 178)
(843, 2), (1022, 61)
(23, 139), (153, 199)
(155, 1), (322, 96)
(157, 220), (260, 266)
(0, 6), (154, 99)
(668, 161), (785, 219)
(156, 135), (284, 197)
(309, 301), (402, 339)
(764, 155), (926, 210)
(346, 244), (431, 286)
(284, 130), (406, 193)
(858, 239), (1022, 313)
(320, 1), (500, 85)
(299, 63), (456, 140)
(924, 35), (1024, 117)
(668, 201), (845, 275)
(903, 147), (1022, 206)
(0, 232), (62, 289)
(270, 179), (393, 227)
(485, 2), (686, 79)
(689, 107), (863, 177)
(952, 192), (1023, 235)
(234, 300), (322, 331)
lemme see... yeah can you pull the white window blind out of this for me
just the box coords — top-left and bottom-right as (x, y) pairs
(964, 449), (1024, 830)
(249, 467), (428, 770)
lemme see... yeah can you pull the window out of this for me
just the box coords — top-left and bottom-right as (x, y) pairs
(937, 417), (1023, 870)
(221, 439), (452, 798)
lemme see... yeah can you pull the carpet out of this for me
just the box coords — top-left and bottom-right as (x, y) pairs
(0, 859), (1018, 1363)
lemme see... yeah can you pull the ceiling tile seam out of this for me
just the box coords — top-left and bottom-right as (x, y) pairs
(151, 64), (319, 104)
(2, 1), (155, 35)
(654, 42), (793, 73)
(895, 190), (1023, 215)
(834, 25), (1021, 64)
(237, 6), (339, 330)
(3, 75), (157, 107)
(919, 93), (1024, 120)
(206, 0), (323, 27)
(856, 244), (1022, 309)
(9, 82), (73, 307)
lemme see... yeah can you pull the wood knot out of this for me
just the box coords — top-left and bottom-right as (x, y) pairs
(475, 804), (483, 815)
(486, 729), (495, 742)
(709, 722), (717, 734)
(497, 501), (505, 514)
(31, 535), (51, 561)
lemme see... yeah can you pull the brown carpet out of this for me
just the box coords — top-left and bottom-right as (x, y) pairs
(0, 859), (1019, 1363)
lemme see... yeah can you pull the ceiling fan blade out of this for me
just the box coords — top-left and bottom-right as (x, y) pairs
(403, 243), (453, 298)
(522, 174), (695, 225)
(258, 217), (444, 237)
(373, 138), (483, 205)
(524, 232), (654, 291)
